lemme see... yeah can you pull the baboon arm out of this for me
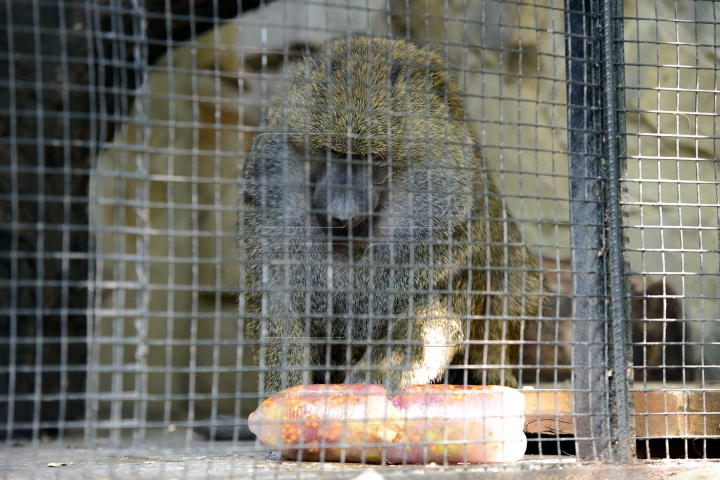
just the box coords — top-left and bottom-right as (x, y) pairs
(255, 316), (310, 395)
(251, 290), (317, 396)
(345, 302), (464, 391)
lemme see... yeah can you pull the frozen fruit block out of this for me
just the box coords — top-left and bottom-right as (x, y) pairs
(248, 384), (403, 462)
(248, 384), (526, 464)
(386, 384), (527, 464)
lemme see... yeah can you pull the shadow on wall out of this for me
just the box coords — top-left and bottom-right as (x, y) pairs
(522, 255), (685, 385)
(0, 0), (258, 438)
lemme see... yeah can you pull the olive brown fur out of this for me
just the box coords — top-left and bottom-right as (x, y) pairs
(240, 35), (542, 395)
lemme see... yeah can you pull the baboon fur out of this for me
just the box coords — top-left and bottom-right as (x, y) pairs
(241, 35), (541, 395)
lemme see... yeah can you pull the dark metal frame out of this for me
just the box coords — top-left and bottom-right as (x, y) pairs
(565, 0), (633, 461)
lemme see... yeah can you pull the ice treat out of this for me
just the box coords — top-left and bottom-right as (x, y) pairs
(248, 384), (402, 462)
(248, 384), (526, 464)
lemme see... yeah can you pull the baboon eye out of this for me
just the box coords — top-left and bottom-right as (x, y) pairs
(328, 150), (384, 164)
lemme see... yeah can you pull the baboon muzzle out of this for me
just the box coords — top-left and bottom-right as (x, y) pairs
(312, 158), (380, 238)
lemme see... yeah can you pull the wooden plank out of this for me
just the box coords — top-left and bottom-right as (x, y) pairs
(521, 386), (720, 438)
(634, 390), (720, 438)
(522, 390), (574, 435)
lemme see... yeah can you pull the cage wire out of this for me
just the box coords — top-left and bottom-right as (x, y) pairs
(0, 0), (718, 477)
(622, 0), (720, 460)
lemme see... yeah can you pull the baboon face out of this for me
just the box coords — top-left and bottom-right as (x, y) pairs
(307, 151), (386, 240)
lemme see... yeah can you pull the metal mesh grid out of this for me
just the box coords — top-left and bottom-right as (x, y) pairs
(87, 0), (573, 462)
(0, 0), (717, 476)
(622, 0), (720, 459)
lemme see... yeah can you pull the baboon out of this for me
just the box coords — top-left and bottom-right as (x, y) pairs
(240, 35), (541, 396)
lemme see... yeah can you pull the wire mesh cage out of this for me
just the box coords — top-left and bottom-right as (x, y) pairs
(0, 0), (718, 476)
(623, 0), (720, 460)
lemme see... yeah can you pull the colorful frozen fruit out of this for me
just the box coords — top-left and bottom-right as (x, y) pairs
(248, 384), (526, 464)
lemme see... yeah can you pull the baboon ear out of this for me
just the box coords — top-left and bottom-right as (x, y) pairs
(428, 69), (465, 119)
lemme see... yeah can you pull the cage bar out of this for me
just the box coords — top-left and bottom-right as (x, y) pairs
(564, 0), (611, 461)
(600, 0), (634, 463)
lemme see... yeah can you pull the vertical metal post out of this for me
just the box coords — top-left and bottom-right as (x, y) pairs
(600, 0), (634, 463)
(565, 0), (610, 461)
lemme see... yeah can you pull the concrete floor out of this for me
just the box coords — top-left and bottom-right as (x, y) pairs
(2, 434), (719, 479)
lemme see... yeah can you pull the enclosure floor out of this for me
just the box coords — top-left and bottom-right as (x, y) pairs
(2, 435), (719, 480)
